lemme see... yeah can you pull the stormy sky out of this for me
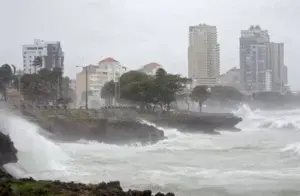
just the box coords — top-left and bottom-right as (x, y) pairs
(0, 0), (299, 89)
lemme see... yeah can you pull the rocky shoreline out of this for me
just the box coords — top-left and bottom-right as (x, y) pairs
(0, 131), (174, 196)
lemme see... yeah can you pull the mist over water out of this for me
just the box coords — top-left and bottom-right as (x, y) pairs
(2, 105), (300, 196)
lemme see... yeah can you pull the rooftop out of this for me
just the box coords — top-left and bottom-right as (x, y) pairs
(139, 62), (162, 73)
(99, 57), (119, 64)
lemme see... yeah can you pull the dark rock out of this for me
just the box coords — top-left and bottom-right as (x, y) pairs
(0, 132), (17, 165)
(141, 111), (242, 133)
(0, 178), (175, 196)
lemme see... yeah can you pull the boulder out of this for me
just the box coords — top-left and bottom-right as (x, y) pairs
(0, 132), (17, 165)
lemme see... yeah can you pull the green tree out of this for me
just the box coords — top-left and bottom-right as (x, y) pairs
(20, 68), (64, 104)
(0, 64), (15, 101)
(101, 80), (115, 105)
(118, 69), (188, 112)
(176, 92), (190, 110)
(252, 91), (284, 103)
(190, 85), (210, 112)
(210, 85), (244, 106)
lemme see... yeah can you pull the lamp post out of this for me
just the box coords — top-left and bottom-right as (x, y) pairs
(76, 65), (89, 110)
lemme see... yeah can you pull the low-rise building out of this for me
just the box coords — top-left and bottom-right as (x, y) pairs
(75, 57), (126, 109)
(138, 62), (162, 75)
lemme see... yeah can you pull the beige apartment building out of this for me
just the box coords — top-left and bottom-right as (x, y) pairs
(188, 24), (220, 86)
(138, 62), (162, 75)
(75, 57), (126, 109)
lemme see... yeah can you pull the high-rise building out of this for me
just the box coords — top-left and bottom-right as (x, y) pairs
(269, 43), (285, 92)
(188, 24), (220, 86)
(282, 65), (288, 86)
(240, 25), (271, 93)
(240, 25), (288, 93)
(22, 39), (64, 74)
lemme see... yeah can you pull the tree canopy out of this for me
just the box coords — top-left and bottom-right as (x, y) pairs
(0, 64), (15, 101)
(102, 68), (189, 112)
(190, 85), (210, 112)
(210, 85), (244, 102)
(20, 68), (68, 104)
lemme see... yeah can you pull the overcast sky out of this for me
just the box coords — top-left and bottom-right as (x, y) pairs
(0, 0), (299, 89)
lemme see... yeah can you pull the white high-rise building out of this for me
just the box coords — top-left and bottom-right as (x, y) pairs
(269, 43), (285, 92)
(240, 26), (271, 93)
(188, 24), (220, 86)
(22, 39), (64, 74)
(240, 25), (287, 93)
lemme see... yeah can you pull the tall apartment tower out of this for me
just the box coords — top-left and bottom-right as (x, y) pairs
(188, 24), (220, 86)
(269, 42), (285, 92)
(240, 25), (271, 93)
(22, 39), (64, 74)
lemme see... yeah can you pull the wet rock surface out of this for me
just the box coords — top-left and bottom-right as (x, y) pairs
(140, 111), (242, 133)
(0, 170), (174, 196)
(0, 129), (174, 195)
(0, 132), (17, 165)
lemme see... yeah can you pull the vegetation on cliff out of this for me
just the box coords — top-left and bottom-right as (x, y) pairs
(0, 170), (174, 196)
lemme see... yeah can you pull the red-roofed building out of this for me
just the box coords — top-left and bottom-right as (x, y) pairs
(76, 57), (127, 108)
(98, 57), (119, 64)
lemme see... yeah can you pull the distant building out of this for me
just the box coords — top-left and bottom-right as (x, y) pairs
(75, 57), (126, 109)
(217, 67), (241, 90)
(22, 39), (64, 74)
(188, 24), (220, 86)
(269, 43), (285, 92)
(282, 65), (288, 85)
(138, 62), (162, 75)
(240, 26), (271, 93)
(240, 25), (287, 93)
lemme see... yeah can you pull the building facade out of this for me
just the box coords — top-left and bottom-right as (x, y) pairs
(22, 39), (64, 74)
(240, 26), (271, 93)
(75, 57), (126, 109)
(240, 26), (288, 93)
(217, 67), (241, 91)
(138, 62), (162, 75)
(269, 43), (285, 92)
(188, 24), (220, 86)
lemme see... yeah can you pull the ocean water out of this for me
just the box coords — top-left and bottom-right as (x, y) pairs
(2, 104), (300, 196)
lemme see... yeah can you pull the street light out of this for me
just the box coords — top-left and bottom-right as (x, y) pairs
(76, 65), (89, 110)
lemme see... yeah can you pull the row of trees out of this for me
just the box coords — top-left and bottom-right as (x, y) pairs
(101, 68), (190, 112)
(189, 85), (243, 111)
(0, 62), (71, 105)
(19, 68), (65, 104)
(101, 68), (244, 112)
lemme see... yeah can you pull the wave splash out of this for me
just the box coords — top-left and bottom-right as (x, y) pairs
(0, 109), (70, 179)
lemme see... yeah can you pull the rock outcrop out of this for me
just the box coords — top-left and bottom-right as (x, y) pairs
(0, 124), (173, 195)
(0, 175), (175, 196)
(140, 111), (242, 133)
(0, 132), (17, 165)
(14, 105), (165, 144)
